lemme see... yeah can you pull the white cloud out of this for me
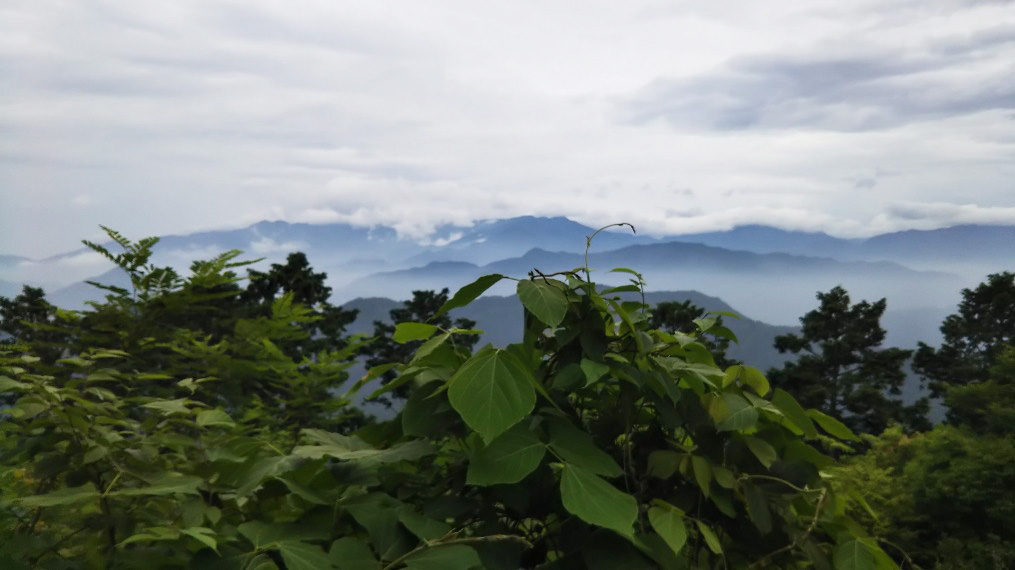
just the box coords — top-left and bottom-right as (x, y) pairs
(0, 0), (1012, 256)
(422, 231), (464, 247)
(881, 202), (1015, 227)
(249, 237), (308, 254)
(56, 250), (108, 268)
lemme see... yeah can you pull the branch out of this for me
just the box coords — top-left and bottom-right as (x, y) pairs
(380, 532), (532, 570)
(748, 487), (827, 568)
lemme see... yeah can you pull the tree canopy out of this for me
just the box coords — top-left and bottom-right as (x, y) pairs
(768, 286), (928, 434)
(913, 271), (1015, 398)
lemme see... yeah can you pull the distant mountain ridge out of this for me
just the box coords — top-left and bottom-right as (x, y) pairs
(2, 215), (1007, 329)
(338, 240), (965, 325)
(671, 223), (1014, 270)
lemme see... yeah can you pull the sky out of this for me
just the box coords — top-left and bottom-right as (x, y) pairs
(1, 0), (1013, 258)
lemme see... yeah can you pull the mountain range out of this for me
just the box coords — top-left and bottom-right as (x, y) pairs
(1, 215), (1010, 340)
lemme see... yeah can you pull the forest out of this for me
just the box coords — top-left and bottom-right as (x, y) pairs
(0, 227), (1012, 569)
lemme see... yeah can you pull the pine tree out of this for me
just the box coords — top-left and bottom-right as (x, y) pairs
(242, 252), (359, 357)
(913, 272), (1014, 397)
(769, 286), (928, 434)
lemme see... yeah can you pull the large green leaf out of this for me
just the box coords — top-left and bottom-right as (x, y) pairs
(398, 509), (452, 541)
(245, 555), (280, 570)
(713, 393), (758, 432)
(695, 520), (723, 555)
(15, 483), (99, 507)
(447, 348), (536, 442)
(234, 456), (297, 497)
(559, 463), (637, 538)
(393, 322), (438, 344)
(180, 527), (218, 552)
(293, 430), (369, 455)
(809, 409), (861, 442)
(467, 422), (545, 486)
(742, 483), (772, 534)
(580, 358), (609, 386)
(277, 541), (333, 570)
(112, 473), (202, 497)
(142, 398), (191, 415)
(647, 450), (681, 479)
(409, 333), (451, 364)
(329, 537), (378, 570)
(771, 389), (818, 438)
(743, 435), (777, 468)
(833, 538), (877, 570)
(292, 429), (432, 465)
(0, 376), (28, 392)
(404, 545), (482, 570)
(119, 526), (180, 547)
(343, 493), (413, 561)
(691, 455), (711, 496)
(436, 274), (505, 317)
(648, 503), (687, 556)
(517, 279), (568, 328)
(196, 408), (234, 428)
(723, 365), (770, 396)
(402, 381), (453, 437)
(547, 418), (622, 478)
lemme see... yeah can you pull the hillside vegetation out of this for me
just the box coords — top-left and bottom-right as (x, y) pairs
(1, 227), (1012, 569)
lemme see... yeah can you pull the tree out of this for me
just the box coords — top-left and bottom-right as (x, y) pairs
(650, 300), (737, 368)
(913, 272), (1015, 399)
(242, 252), (358, 357)
(7, 228), (365, 428)
(362, 288), (478, 401)
(769, 286), (928, 434)
(940, 344), (1015, 436)
(836, 422), (1015, 569)
(0, 285), (68, 364)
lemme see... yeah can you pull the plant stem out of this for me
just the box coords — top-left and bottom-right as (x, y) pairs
(380, 533), (532, 570)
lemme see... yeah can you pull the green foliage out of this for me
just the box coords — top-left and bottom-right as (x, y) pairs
(835, 425), (1015, 569)
(834, 273), (1015, 569)
(362, 288), (479, 403)
(913, 272), (1014, 398)
(1, 226), (893, 569)
(769, 286), (928, 434)
(941, 345), (1015, 435)
(367, 257), (889, 568)
(241, 252), (359, 358)
(650, 300), (738, 368)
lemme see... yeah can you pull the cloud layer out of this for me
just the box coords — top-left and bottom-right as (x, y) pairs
(1, 0), (1013, 256)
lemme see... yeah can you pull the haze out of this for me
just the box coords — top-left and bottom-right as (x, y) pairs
(2, 0), (1014, 257)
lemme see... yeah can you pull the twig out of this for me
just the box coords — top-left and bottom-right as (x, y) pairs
(584, 223), (636, 284)
(748, 487), (827, 568)
(739, 474), (826, 494)
(380, 532), (532, 570)
(878, 538), (920, 569)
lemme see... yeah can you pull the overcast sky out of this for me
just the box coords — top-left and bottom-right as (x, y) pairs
(2, 0), (1013, 257)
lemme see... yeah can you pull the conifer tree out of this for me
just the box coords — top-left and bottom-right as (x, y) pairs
(913, 272), (1014, 397)
(769, 286), (928, 434)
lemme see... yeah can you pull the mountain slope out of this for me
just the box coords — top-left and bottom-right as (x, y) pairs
(340, 241), (965, 325)
(669, 225), (859, 257)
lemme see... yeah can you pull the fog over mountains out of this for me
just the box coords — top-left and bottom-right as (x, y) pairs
(1, 216), (1011, 352)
